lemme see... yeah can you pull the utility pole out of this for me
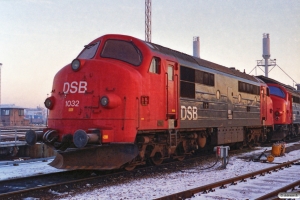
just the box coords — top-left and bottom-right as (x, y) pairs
(145, 0), (151, 42)
(0, 63), (2, 106)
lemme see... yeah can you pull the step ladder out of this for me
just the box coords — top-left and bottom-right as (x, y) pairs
(169, 130), (177, 147)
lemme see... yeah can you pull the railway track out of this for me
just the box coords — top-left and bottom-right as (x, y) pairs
(0, 169), (111, 199)
(155, 159), (300, 200)
(257, 179), (300, 200)
(0, 141), (299, 199)
(0, 151), (223, 199)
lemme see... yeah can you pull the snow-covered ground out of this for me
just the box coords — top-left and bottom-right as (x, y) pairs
(1, 141), (299, 199)
(0, 158), (64, 181)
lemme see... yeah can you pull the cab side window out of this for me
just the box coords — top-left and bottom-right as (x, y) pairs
(168, 65), (174, 81)
(266, 88), (270, 96)
(149, 57), (161, 74)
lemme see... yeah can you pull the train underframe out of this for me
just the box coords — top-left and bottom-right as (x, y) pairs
(34, 124), (299, 170)
(268, 124), (299, 141)
(122, 125), (273, 170)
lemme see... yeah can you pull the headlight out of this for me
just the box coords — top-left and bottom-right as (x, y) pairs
(100, 94), (122, 109)
(275, 111), (282, 116)
(44, 97), (55, 109)
(100, 96), (109, 107)
(71, 59), (81, 71)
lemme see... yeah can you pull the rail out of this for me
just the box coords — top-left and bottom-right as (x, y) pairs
(256, 180), (300, 200)
(155, 159), (300, 200)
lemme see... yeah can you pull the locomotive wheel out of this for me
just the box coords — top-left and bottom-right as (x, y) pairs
(175, 142), (185, 161)
(176, 156), (185, 161)
(124, 164), (136, 171)
(150, 152), (163, 165)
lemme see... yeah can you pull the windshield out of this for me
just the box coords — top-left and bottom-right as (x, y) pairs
(77, 41), (100, 59)
(269, 86), (286, 98)
(101, 39), (142, 66)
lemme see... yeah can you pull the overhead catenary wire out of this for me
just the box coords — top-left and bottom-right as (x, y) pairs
(249, 64), (298, 86)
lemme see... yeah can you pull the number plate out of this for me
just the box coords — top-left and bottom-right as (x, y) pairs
(65, 100), (80, 107)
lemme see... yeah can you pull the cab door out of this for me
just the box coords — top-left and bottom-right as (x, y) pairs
(166, 61), (179, 125)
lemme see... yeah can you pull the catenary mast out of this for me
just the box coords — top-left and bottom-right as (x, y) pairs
(0, 63), (2, 106)
(145, 0), (151, 42)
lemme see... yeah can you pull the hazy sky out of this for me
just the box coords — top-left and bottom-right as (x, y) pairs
(0, 0), (299, 108)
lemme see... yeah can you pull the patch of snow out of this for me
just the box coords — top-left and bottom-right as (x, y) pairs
(0, 159), (64, 181)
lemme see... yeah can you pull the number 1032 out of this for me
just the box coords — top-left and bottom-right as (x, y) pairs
(65, 100), (79, 107)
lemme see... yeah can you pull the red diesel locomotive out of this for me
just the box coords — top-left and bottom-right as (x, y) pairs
(257, 76), (300, 140)
(25, 34), (299, 170)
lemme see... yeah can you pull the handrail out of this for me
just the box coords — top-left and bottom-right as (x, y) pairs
(122, 97), (127, 130)
(174, 74), (179, 121)
(165, 72), (168, 120)
(136, 97), (140, 129)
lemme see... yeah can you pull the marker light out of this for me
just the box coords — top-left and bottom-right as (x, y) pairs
(44, 96), (55, 110)
(275, 111), (282, 116)
(100, 96), (109, 107)
(71, 59), (81, 71)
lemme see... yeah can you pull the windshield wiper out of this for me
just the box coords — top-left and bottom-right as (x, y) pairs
(84, 43), (96, 49)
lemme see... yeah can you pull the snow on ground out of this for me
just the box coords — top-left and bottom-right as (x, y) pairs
(0, 159), (64, 181)
(0, 141), (299, 199)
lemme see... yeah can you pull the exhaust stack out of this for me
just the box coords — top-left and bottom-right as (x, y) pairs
(262, 33), (271, 77)
(193, 36), (200, 58)
(296, 84), (300, 92)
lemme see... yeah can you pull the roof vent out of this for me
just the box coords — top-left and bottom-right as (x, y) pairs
(296, 84), (300, 91)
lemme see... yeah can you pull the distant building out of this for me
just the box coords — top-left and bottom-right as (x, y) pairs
(24, 106), (46, 125)
(0, 104), (30, 126)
